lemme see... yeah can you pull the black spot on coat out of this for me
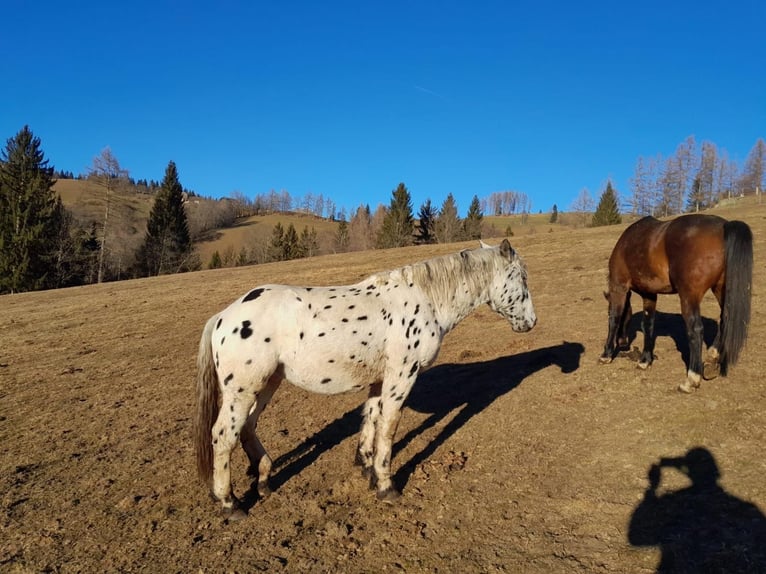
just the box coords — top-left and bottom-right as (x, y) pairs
(243, 288), (265, 302)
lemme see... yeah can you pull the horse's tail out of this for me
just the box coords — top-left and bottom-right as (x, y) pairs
(194, 314), (220, 486)
(720, 220), (753, 374)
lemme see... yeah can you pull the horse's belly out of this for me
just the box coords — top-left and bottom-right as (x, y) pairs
(283, 356), (384, 395)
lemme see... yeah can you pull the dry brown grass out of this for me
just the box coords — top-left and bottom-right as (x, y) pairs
(2, 199), (765, 572)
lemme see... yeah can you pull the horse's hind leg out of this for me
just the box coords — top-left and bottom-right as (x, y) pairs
(678, 295), (704, 393)
(638, 294), (657, 369)
(355, 382), (382, 482)
(241, 374), (282, 499)
(212, 389), (256, 520)
(703, 283), (725, 380)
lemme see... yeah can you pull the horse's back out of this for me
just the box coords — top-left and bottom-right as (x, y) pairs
(610, 214), (727, 296)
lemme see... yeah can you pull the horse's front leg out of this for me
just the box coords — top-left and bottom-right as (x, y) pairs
(617, 292), (632, 350)
(638, 294), (657, 369)
(241, 375), (282, 499)
(355, 383), (382, 481)
(679, 299), (704, 393)
(371, 371), (417, 501)
(600, 286), (629, 363)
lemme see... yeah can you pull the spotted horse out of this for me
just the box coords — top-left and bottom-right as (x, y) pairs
(194, 239), (537, 520)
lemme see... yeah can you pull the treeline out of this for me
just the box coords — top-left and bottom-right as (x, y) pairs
(334, 185), (490, 253)
(628, 136), (765, 216)
(0, 126), (197, 294)
(205, 185), (496, 270)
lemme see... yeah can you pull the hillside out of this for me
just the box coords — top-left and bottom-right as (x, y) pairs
(2, 198), (765, 572)
(54, 178), (592, 270)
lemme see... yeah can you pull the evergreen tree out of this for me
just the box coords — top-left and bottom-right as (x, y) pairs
(334, 219), (349, 252)
(377, 182), (414, 248)
(298, 225), (319, 258)
(134, 161), (195, 276)
(283, 223), (299, 260)
(591, 181), (622, 227)
(435, 194), (462, 243)
(209, 250), (223, 269)
(549, 204), (558, 223)
(0, 126), (59, 293)
(463, 195), (483, 240)
(268, 222), (285, 261)
(416, 199), (437, 244)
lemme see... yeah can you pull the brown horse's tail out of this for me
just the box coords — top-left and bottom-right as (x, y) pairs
(194, 314), (220, 486)
(720, 220), (753, 374)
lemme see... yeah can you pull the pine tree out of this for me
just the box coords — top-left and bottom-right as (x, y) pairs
(334, 219), (349, 252)
(0, 126), (59, 293)
(283, 223), (299, 260)
(435, 194), (462, 243)
(268, 222), (285, 261)
(377, 182), (414, 248)
(591, 181), (622, 227)
(134, 161), (195, 276)
(209, 250), (223, 269)
(416, 199), (437, 244)
(298, 225), (319, 258)
(463, 195), (483, 240)
(549, 204), (558, 223)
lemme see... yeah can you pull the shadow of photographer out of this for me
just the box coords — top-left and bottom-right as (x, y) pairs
(629, 447), (766, 573)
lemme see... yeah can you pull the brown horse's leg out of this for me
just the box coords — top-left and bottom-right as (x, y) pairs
(637, 295), (657, 369)
(703, 284), (725, 380)
(678, 296), (704, 393)
(600, 285), (629, 364)
(617, 292), (632, 350)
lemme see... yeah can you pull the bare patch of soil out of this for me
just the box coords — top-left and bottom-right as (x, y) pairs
(2, 203), (766, 573)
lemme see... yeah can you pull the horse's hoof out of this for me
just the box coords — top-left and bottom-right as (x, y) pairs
(376, 487), (402, 503)
(637, 361), (650, 371)
(257, 483), (272, 499)
(703, 361), (720, 381)
(678, 378), (701, 393)
(223, 507), (248, 522)
(598, 356), (613, 365)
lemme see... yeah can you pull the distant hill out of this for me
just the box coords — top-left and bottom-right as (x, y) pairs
(53, 177), (594, 270)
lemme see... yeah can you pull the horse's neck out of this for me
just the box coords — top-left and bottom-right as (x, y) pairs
(431, 271), (489, 333)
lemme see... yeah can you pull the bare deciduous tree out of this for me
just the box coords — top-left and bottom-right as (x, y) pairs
(88, 147), (128, 283)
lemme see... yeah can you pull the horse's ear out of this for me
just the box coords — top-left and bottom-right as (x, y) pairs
(499, 238), (515, 259)
(479, 240), (491, 249)
(460, 248), (471, 259)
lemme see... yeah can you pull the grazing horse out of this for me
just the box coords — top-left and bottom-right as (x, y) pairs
(194, 239), (537, 519)
(599, 214), (752, 392)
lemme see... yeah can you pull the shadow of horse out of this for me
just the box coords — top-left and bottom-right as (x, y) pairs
(629, 447), (766, 573)
(623, 311), (718, 368)
(260, 341), (585, 501)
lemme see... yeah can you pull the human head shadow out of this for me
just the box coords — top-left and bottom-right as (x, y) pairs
(243, 341), (585, 510)
(623, 310), (718, 367)
(628, 447), (766, 573)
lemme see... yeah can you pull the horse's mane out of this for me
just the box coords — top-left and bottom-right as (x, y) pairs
(370, 247), (502, 308)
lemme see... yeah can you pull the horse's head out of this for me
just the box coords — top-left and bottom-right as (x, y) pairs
(482, 239), (537, 332)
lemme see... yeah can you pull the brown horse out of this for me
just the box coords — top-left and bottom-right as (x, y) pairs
(600, 213), (752, 392)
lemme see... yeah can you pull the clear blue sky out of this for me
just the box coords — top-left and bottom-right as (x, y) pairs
(2, 1), (764, 217)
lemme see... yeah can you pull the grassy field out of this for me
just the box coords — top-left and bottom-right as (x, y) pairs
(2, 196), (765, 572)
